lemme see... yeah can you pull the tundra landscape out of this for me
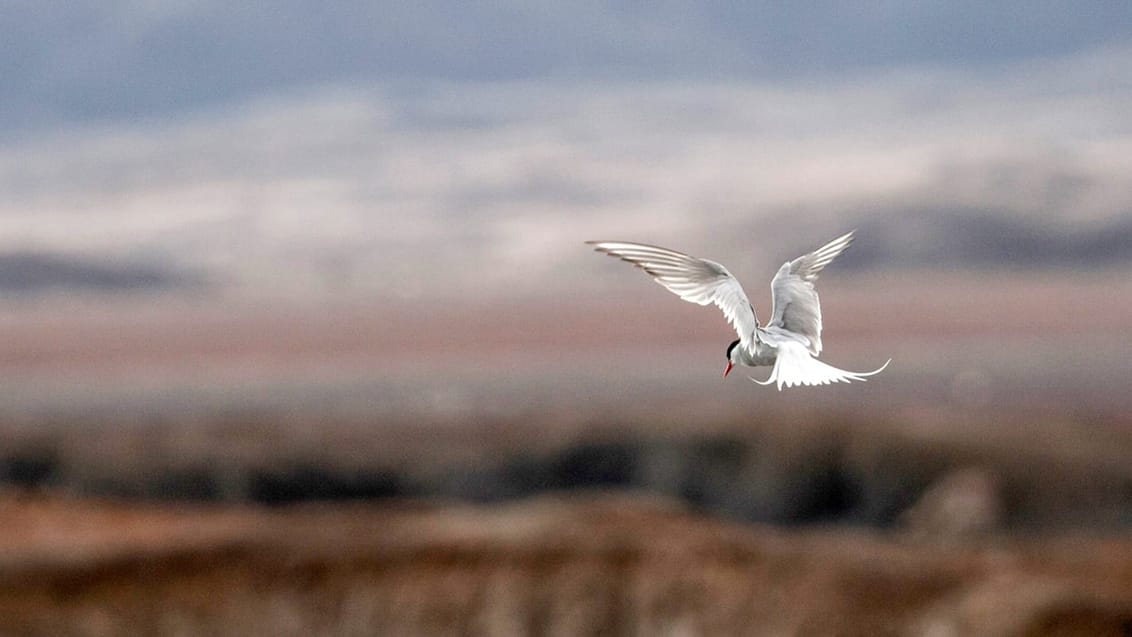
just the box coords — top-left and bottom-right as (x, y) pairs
(3, 3), (1132, 634)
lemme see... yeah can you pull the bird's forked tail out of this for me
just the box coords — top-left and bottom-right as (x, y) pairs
(750, 340), (890, 391)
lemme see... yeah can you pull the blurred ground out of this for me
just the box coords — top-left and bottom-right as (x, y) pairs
(0, 492), (1129, 637)
(0, 272), (1130, 636)
(1, 272), (1131, 523)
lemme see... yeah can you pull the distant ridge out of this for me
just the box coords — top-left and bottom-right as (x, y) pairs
(0, 252), (196, 294)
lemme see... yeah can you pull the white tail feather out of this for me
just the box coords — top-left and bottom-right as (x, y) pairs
(750, 341), (890, 391)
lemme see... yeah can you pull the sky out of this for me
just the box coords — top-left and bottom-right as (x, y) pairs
(1, 2), (1131, 301)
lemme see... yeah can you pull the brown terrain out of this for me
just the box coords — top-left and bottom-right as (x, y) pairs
(0, 492), (1130, 637)
(0, 273), (1130, 636)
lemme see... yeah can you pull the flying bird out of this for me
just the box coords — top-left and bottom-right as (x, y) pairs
(586, 231), (889, 390)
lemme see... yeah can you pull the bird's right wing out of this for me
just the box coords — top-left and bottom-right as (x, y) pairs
(768, 231), (855, 355)
(587, 241), (761, 353)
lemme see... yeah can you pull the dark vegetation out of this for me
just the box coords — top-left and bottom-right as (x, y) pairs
(4, 414), (1129, 535)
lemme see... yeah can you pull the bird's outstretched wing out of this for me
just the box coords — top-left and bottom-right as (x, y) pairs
(768, 231), (855, 356)
(587, 241), (761, 354)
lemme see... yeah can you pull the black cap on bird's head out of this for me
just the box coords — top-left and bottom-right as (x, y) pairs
(723, 339), (740, 378)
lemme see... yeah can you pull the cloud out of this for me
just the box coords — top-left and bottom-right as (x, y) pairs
(0, 46), (1129, 301)
(2, 1), (1131, 135)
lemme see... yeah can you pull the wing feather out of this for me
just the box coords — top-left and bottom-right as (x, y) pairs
(768, 231), (855, 355)
(587, 241), (761, 354)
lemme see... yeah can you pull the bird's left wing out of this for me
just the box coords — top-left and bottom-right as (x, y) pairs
(587, 241), (761, 354)
(768, 231), (855, 356)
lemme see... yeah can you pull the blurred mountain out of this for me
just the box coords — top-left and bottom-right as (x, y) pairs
(840, 208), (1132, 271)
(0, 252), (196, 294)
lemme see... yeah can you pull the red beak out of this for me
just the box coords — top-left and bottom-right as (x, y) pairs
(724, 360), (734, 378)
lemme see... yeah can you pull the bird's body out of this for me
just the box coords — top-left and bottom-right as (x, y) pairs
(586, 231), (889, 390)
